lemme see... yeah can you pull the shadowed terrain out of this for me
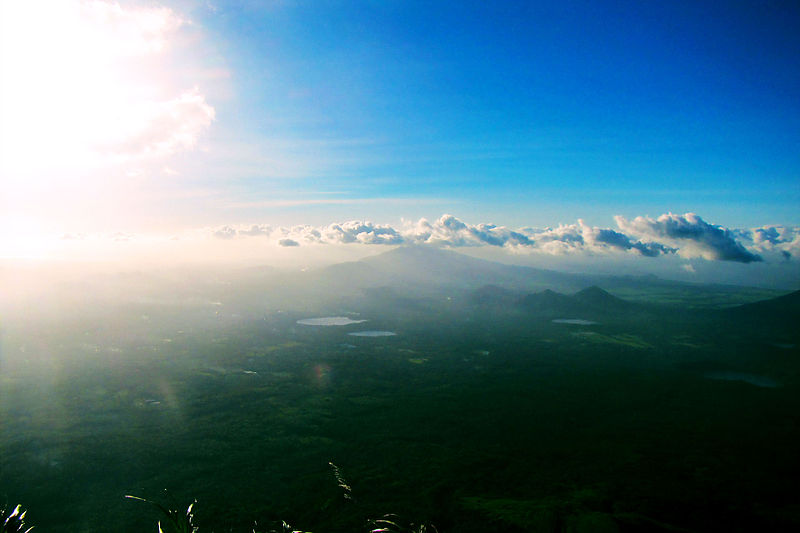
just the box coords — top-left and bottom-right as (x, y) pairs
(1, 247), (798, 532)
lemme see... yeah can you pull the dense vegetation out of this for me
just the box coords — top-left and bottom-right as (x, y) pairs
(2, 248), (798, 532)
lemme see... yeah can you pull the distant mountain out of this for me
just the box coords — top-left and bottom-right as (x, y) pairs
(518, 289), (583, 315)
(361, 245), (584, 290)
(573, 286), (632, 312)
(311, 245), (591, 295)
(519, 286), (638, 318)
(296, 246), (784, 310)
(468, 283), (638, 319)
(726, 289), (800, 329)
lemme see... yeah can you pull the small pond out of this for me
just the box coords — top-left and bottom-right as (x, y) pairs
(297, 317), (367, 326)
(552, 319), (598, 325)
(348, 331), (397, 337)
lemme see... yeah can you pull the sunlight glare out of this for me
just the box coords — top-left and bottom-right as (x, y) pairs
(0, 217), (59, 259)
(0, 0), (208, 180)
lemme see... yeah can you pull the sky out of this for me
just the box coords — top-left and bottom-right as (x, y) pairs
(0, 0), (798, 286)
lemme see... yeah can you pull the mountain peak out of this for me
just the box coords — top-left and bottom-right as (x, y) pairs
(518, 289), (579, 314)
(574, 286), (631, 309)
(575, 285), (612, 299)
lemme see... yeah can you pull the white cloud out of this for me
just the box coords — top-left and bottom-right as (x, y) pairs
(402, 215), (534, 248)
(615, 213), (763, 263)
(583, 223), (675, 257)
(102, 87), (215, 158)
(737, 225), (800, 260)
(238, 224), (272, 237)
(517, 220), (674, 257)
(109, 231), (134, 242)
(202, 212), (792, 264)
(320, 221), (405, 245)
(77, 0), (184, 56)
(212, 226), (237, 240)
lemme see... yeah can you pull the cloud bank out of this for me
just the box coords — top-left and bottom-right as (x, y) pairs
(209, 213), (798, 263)
(615, 213), (762, 263)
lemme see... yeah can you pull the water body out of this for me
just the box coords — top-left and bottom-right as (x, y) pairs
(348, 331), (397, 337)
(552, 319), (599, 325)
(297, 317), (368, 326)
(704, 371), (779, 388)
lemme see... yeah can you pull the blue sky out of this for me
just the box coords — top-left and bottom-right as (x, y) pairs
(0, 0), (798, 283)
(191, 0), (800, 228)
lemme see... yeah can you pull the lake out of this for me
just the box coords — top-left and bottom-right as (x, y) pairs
(297, 317), (368, 326)
(552, 319), (599, 325)
(348, 331), (397, 337)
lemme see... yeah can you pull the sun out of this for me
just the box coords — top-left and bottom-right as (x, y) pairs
(0, 0), (215, 241)
(1, 1), (188, 175)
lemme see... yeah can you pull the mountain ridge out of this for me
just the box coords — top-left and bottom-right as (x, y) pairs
(296, 245), (789, 310)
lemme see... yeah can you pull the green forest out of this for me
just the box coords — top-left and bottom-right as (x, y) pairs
(2, 248), (798, 532)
